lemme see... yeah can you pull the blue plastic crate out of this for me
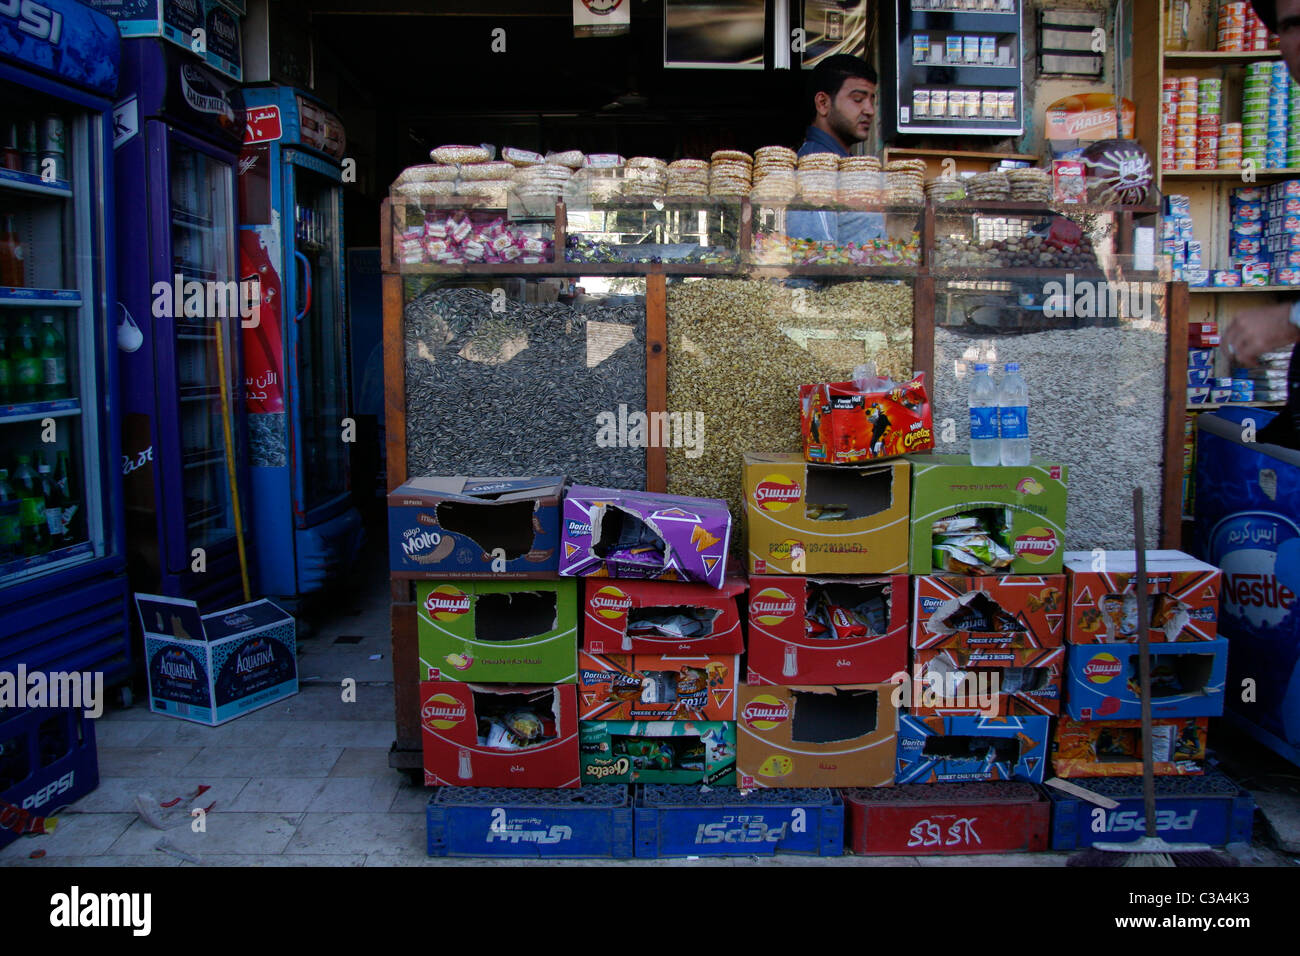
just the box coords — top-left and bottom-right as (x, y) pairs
(426, 786), (634, 858)
(634, 785), (844, 858)
(0, 707), (99, 850)
(1047, 771), (1255, 850)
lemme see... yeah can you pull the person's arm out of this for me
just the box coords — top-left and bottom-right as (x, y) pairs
(1224, 300), (1300, 366)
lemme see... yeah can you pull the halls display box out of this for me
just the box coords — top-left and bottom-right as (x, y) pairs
(736, 685), (897, 789)
(419, 682), (580, 788)
(1064, 551), (1221, 643)
(842, 782), (1050, 855)
(1052, 716), (1208, 778)
(894, 715), (1051, 784)
(415, 580), (578, 684)
(389, 476), (563, 579)
(136, 593), (297, 726)
(425, 786), (633, 859)
(910, 646), (1065, 717)
(912, 574), (1067, 650)
(906, 455), (1069, 575)
(582, 577), (745, 655)
(576, 652), (737, 721)
(579, 720), (736, 786)
(746, 576), (909, 685)
(1064, 640), (1228, 720)
(560, 486), (732, 589)
(634, 785), (844, 858)
(743, 453), (910, 576)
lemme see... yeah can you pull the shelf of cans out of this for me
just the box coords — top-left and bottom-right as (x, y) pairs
(1160, 61), (1300, 171)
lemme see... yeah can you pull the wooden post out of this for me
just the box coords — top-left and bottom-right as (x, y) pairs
(912, 275), (935, 384)
(646, 271), (668, 493)
(1163, 281), (1190, 549)
(382, 272), (407, 493)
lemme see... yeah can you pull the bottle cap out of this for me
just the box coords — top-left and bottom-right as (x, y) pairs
(973, 363), (988, 371)
(1004, 362), (1020, 371)
(38, 464), (50, 474)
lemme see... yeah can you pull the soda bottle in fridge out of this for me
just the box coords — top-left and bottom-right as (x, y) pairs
(20, 119), (38, 177)
(1, 121), (20, 171)
(54, 451), (80, 544)
(39, 314), (67, 401)
(0, 212), (25, 287)
(0, 316), (11, 403)
(37, 461), (63, 550)
(0, 469), (20, 561)
(11, 314), (40, 402)
(11, 454), (47, 556)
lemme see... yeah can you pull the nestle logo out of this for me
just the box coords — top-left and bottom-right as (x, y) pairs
(1226, 572), (1296, 610)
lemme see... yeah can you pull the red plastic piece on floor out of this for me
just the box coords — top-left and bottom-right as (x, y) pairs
(29, 850), (45, 859)
(160, 797), (182, 808)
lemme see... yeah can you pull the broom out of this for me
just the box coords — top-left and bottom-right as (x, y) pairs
(1068, 487), (1236, 867)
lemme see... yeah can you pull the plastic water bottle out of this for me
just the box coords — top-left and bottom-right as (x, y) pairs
(999, 362), (1031, 466)
(968, 363), (1000, 466)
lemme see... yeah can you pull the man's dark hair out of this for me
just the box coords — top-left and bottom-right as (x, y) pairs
(1252, 0), (1277, 32)
(808, 54), (878, 117)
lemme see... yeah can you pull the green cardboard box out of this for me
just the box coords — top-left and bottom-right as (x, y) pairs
(906, 455), (1069, 575)
(416, 580), (578, 684)
(579, 720), (736, 786)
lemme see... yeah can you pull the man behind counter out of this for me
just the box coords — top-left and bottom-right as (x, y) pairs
(787, 54), (884, 245)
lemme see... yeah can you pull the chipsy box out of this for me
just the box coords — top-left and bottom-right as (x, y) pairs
(137, 593), (297, 726)
(743, 453), (910, 576)
(1065, 640), (1229, 720)
(579, 720), (736, 786)
(1052, 716), (1208, 778)
(582, 577), (745, 655)
(736, 685), (897, 788)
(415, 580), (578, 684)
(913, 574), (1067, 650)
(1064, 550), (1221, 643)
(906, 455), (1068, 575)
(560, 486), (732, 589)
(576, 653), (737, 720)
(419, 682), (579, 788)
(746, 576), (909, 685)
(895, 715), (1050, 784)
(910, 646), (1065, 716)
(389, 476), (562, 578)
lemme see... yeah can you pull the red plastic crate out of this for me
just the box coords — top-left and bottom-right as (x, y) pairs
(842, 782), (1049, 855)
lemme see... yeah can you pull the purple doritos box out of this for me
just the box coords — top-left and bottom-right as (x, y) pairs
(559, 485), (732, 589)
(388, 476), (564, 578)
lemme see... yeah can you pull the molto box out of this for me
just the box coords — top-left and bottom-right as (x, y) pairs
(389, 476), (562, 579)
(912, 574), (1067, 650)
(1052, 715), (1207, 777)
(415, 580), (577, 684)
(906, 455), (1068, 575)
(743, 453), (910, 576)
(576, 652), (737, 720)
(136, 593), (297, 726)
(579, 720), (735, 786)
(910, 646), (1064, 716)
(843, 782), (1050, 855)
(1064, 550), (1221, 644)
(746, 575), (908, 685)
(1064, 640), (1228, 719)
(581, 577), (745, 655)
(88, 0), (243, 81)
(560, 485), (732, 589)
(736, 684), (897, 788)
(419, 682), (579, 788)
(894, 715), (1050, 783)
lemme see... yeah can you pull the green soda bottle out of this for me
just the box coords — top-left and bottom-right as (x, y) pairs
(0, 468), (20, 560)
(0, 316), (11, 403)
(11, 313), (40, 402)
(12, 454), (47, 555)
(39, 314), (67, 400)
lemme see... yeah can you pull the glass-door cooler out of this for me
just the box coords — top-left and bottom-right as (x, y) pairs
(0, 2), (131, 684)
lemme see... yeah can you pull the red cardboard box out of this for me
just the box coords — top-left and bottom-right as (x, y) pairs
(581, 578), (746, 655)
(912, 574), (1067, 650)
(576, 652), (737, 720)
(1052, 715), (1207, 777)
(746, 576), (908, 685)
(799, 374), (934, 465)
(909, 646), (1065, 716)
(419, 682), (579, 787)
(1064, 551), (1221, 643)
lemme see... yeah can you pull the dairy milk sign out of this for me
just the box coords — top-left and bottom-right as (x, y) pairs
(1209, 512), (1300, 630)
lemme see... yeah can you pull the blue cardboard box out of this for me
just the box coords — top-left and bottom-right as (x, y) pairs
(136, 593), (297, 725)
(388, 476), (563, 579)
(895, 715), (1050, 784)
(1195, 408), (1300, 765)
(1064, 640), (1228, 720)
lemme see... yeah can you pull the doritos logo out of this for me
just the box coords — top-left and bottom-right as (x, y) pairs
(753, 476), (801, 512)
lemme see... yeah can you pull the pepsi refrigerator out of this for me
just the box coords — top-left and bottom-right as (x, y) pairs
(0, 1), (132, 683)
(113, 38), (249, 612)
(238, 86), (362, 604)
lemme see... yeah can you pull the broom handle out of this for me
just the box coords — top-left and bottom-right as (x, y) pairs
(215, 322), (252, 603)
(1134, 487), (1156, 840)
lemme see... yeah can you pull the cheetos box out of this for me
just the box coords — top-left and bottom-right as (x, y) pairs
(743, 453), (910, 576)
(1063, 551), (1221, 643)
(736, 685), (897, 788)
(388, 476), (563, 578)
(799, 373), (934, 465)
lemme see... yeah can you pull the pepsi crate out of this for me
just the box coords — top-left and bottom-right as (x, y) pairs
(633, 785), (843, 858)
(842, 782), (1049, 855)
(0, 707), (98, 851)
(1048, 771), (1254, 850)
(426, 786), (633, 858)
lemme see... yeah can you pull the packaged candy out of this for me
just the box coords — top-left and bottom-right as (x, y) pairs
(932, 533), (1015, 574)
